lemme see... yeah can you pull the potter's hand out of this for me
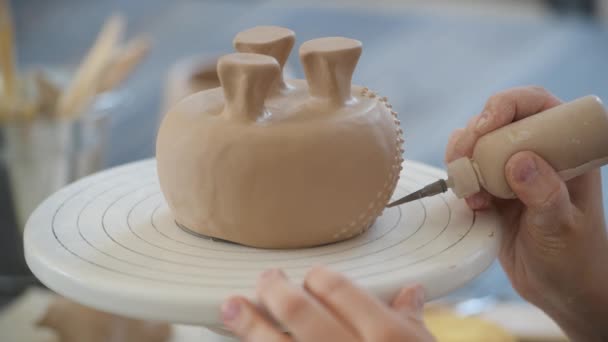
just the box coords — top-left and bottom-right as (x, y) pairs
(445, 86), (608, 341)
(221, 267), (435, 342)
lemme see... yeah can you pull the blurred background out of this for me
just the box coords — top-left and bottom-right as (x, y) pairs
(2, 0), (608, 341)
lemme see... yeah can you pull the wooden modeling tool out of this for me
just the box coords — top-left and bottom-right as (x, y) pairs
(56, 14), (125, 118)
(98, 35), (151, 93)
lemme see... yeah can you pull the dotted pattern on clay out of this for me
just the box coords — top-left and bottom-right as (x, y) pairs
(331, 88), (404, 241)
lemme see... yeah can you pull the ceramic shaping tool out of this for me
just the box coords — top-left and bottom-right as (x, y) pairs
(388, 95), (608, 207)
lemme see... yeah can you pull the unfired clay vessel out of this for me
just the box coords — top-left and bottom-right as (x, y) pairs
(156, 26), (404, 248)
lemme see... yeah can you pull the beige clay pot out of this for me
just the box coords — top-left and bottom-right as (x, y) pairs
(156, 26), (403, 248)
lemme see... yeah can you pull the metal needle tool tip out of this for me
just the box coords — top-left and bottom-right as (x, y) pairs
(386, 179), (449, 207)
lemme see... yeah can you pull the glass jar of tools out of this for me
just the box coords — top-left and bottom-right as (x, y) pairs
(0, 67), (130, 233)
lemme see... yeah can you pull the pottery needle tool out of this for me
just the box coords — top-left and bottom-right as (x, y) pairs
(97, 34), (151, 93)
(386, 179), (449, 207)
(387, 95), (608, 208)
(56, 14), (125, 118)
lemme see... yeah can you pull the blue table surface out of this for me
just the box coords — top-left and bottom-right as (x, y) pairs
(10, 0), (608, 302)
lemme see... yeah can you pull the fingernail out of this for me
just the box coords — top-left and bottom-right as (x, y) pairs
(260, 269), (275, 279)
(221, 299), (241, 323)
(260, 268), (284, 280)
(475, 112), (491, 132)
(451, 144), (465, 161)
(513, 157), (538, 184)
(452, 133), (475, 161)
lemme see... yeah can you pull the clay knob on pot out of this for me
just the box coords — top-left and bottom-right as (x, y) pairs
(233, 26), (295, 91)
(217, 52), (280, 121)
(299, 37), (362, 105)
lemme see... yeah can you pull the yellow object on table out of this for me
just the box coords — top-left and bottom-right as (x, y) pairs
(424, 310), (516, 342)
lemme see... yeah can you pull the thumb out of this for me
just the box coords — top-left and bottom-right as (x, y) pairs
(505, 151), (573, 228)
(391, 285), (425, 321)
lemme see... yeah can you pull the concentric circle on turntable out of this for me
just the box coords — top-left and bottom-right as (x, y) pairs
(24, 159), (501, 326)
